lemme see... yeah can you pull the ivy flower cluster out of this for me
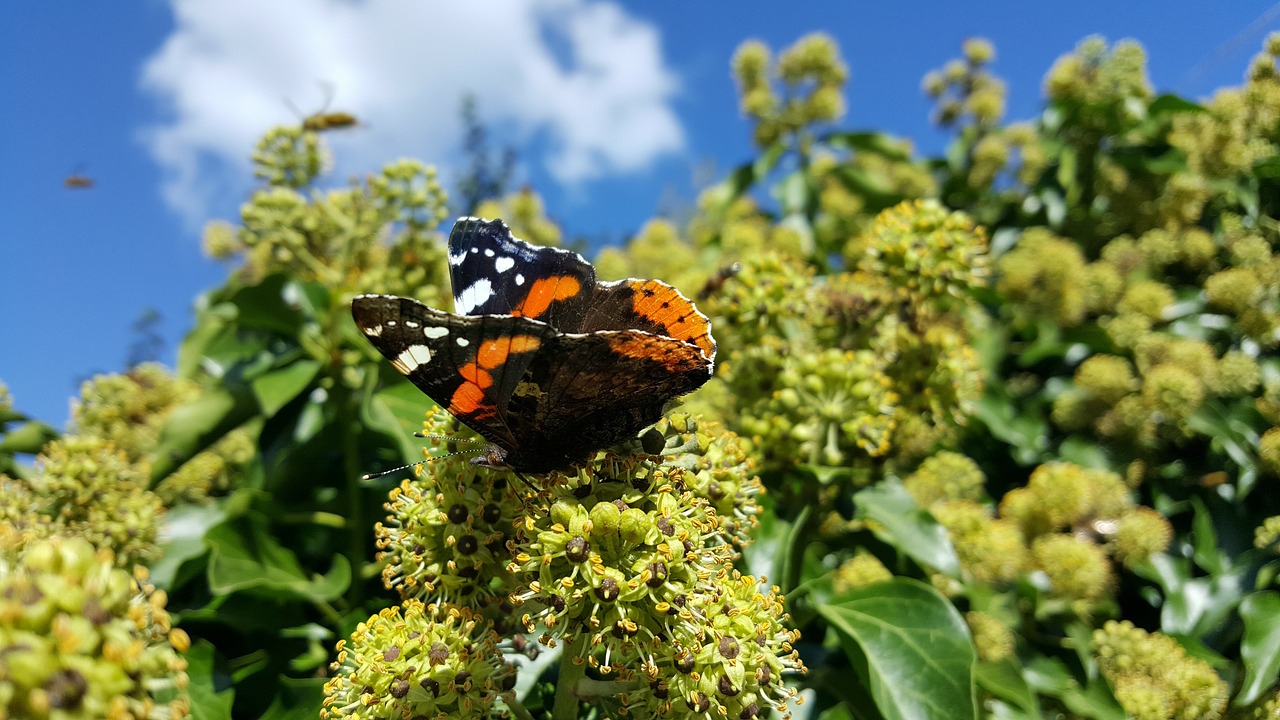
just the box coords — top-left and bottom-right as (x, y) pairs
(906, 458), (1171, 614)
(211, 127), (452, 304)
(704, 201), (988, 478)
(328, 409), (801, 719)
(733, 33), (848, 150)
(922, 37), (1007, 130)
(71, 363), (253, 505)
(1091, 620), (1228, 719)
(0, 535), (190, 719)
(9, 435), (164, 569)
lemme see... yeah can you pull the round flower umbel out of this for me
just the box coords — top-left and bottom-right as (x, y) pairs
(22, 435), (165, 568)
(1092, 620), (1227, 720)
(646, 414), (763, 549)
(849, 199), (989, 308)
(0, 536), (190, 720)
(738, 347), (898, 468)
(322, 600), (515, 720)
(503, 415), (763, 674)
(509, 458), (730, 674)
(621, 570), (805, 719)
(377, 406), (524, 607)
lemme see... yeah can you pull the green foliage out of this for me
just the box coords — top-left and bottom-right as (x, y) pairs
(7, 28), (1280, 720)
(0, 380), (58, 480)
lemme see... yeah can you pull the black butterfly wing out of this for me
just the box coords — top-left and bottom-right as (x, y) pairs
(447, 217), (595, 330)
(351, 294), (554, 451)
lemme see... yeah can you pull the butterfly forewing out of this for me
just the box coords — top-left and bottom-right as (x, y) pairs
(447, 217), (596, 329)
(351, 294), (553, 450)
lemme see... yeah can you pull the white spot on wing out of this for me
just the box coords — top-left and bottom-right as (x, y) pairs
(448, 249), (466, 266)
(363, 324), (383, 337)
(484, 248), (495, 257)
(495, 256), (515, 273)
(391, 344), (433, 373)
(515, 273), (525, 286)
(455, 278), (494, 314)
(405, 320), (420, 328)
(456, 337), (470, 347)
(422, 326), (449, 339)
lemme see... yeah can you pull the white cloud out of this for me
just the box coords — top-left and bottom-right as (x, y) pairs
(139, 0), (684, 224)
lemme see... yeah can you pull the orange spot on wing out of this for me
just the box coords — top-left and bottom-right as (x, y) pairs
(458, 363), (493, 388)
(449, 382), (491, 416)
(514, 276), (582, 318)
(477, 334), (542, 368)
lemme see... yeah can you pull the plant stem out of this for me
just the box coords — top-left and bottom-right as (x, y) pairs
(551, 635), (589, 720)
(506, 698), (537, 720)
(338, 386), (365, 609)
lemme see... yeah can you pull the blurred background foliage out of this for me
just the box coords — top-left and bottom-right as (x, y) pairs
(3, 29), (1280, 720)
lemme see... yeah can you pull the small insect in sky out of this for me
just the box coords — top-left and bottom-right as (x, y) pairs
(696, 262), (743, 300)
(64, 164), (94, 189)
(289, 82), (360, 133)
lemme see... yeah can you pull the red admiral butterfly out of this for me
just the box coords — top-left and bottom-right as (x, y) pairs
(352, 217), (717, 473)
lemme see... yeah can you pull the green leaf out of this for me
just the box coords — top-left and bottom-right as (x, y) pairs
(1146, 552), (1244, 637)
(775, 504), (812, 595)
(151, 502), (231, 590)
(855, 482), (960, 577)
(0, 419), (58, 454)
(178, 297), (236, 377)
(702, 142), (785, 213)
(833, 165), (902, 209)
(258, 677), (326, 720)
(1254, 156), (1280, 179)
(150, 386), (258, 483)
(1237, 591), (1280, 707)
(775, 171), (812, 216)
(818, 579), (976, 720)
(371, 379), (434, 439)
(228, 274), (314, 336)
(975, 659), (1040, 716)
(1056, 146), (1078, 203)
(250, 359), (322, 417)
(1148, 93), (1206, 116)
(206, 519), (350, 601)
(185, 640), (235, 720)
(1190, 498), (1225, 575)
(974, 391), (1049, 465)
(823, 131), (912, 160)
(1057, 678), (1127, 720)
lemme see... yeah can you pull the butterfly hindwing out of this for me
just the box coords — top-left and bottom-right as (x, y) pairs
(581, 278), (717, 371)
(498, 330), (713, 471)
(447, 217), (595, 328)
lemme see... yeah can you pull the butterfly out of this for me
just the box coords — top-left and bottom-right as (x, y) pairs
(352, 217), (716, 473)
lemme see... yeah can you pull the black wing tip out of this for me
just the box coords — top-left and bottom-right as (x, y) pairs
(451, 216), (511, 238)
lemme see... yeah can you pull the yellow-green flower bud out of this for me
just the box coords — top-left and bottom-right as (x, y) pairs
(1032, 534), (1113, 603)
(966, 611), (1014, 662)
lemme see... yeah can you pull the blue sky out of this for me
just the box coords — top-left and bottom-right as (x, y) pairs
(1, 1), (1276, 426)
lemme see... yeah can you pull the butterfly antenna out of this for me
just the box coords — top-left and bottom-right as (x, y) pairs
(361, 458), (430, 481)
(361, 447), (484, 481)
